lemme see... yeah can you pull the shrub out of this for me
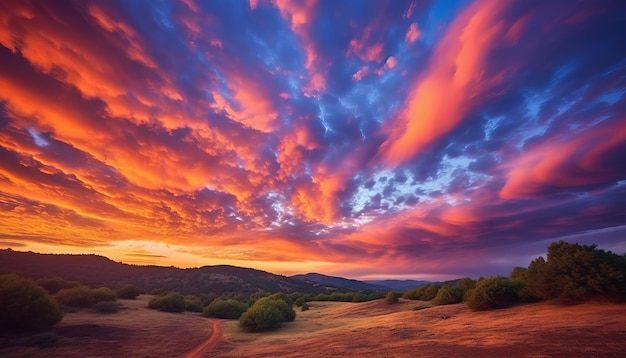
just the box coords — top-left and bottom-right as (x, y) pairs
(432, 286), (464, 306)
(36, 277), (81, 295)
(301, 302), (310, 311)
(455, 277), (476, 296)
(92, 301), (121, 314)
(148, 292), (185, 313)
(116, 285), (141, 299)
(0, 274), (63, 331)
(239, 296), (296, 332)
(523, 241), (626, 303)
(421, 284), (442, 301)
(55, 286), (116, 308)
(465, 276), (521, 311)
(204, 298), (248, 319)
(184, 295), (203, 312)
(385, 291), (400, 304)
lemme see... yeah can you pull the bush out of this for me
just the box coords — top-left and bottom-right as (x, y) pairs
(385, 291), (400, 304)
(36, 277), (81, 295)
(92, 301), (122, 314)
(148, 292), (185, 313)
(239, 296), (296, 332)
(204, 298), (248, 319)
(55, 286), (116, 308)
(523, 241), (626, 303)
(116, 285), (141, 299)
(465, 276), (521, 311)
(184, 295), (203, 312)
(301, 302), (310, 311)
(432, 286), (464, 306)
(0, 274), (63, 331)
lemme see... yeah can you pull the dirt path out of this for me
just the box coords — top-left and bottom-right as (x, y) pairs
(180, 319), (223, 358)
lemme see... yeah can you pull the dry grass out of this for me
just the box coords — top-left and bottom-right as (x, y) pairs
(212, 299), (626, 357)
(3, 296), (625, 357)
(0, 295), (212, 358)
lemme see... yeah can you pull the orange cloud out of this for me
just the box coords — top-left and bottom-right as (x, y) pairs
(378, 0), (514, 167)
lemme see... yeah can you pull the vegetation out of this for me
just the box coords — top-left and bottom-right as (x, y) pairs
(148, 292), (186, 313)
(239, 294), (296, 332)
(184, 295), (204, 312)
(116, 285), (141, 299)
(465, 276), (521, 311)
(55, 286), (117, 308)
(432, 286), (464, 306)
(204, 297), (248, 319)
(0, 274), (63, 331)
(312, 291), (384, 302)
(385, 291), (400, 304)
(36, 277), (81, 294)
(301, 302), (310, 311)
(92, 301), (122, 313)
(402, 284), (441, 301)
(519, 241), (626, 303)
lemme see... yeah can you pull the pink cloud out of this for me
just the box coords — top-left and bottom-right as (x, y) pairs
(405, 22), (421, 43)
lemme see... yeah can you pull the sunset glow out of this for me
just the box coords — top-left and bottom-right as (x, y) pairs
(1, 0), (625, 280)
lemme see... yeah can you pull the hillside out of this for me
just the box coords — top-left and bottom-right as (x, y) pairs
(291, 273), (389, 291)
(0, 249), (327, 298)
(363, 279), (431, 291)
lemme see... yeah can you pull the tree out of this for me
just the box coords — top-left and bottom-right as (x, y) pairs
(465, 276), (521, 311)
(204, 298), (248, 319)
(432, 286), (464, 306)
(148, 292), (186, 312)
(116, 285), (141, 299)
(385, 291), (400, 304)
(0, 274), (63, 330)
(524, 241), (626, 303)
(55, 286), (116, 308)
(239, 296), (296, 332)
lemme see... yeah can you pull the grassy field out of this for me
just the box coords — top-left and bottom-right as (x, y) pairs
(0, 295), (212, 357)
(213, 299), (626, 357)
(2, 296), (626, 357)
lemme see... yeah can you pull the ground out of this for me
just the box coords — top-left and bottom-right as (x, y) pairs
(2, 296), (625, 357)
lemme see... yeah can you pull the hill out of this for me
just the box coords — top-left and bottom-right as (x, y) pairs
(363, 279), (431, 291)
(0, 249), (327, 298)
(291, 273), (389, 291)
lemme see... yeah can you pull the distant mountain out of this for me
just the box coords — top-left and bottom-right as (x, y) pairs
(0, 249), (329, 298)
(291, 273), (390, 292)
(363, 280), (432, 291)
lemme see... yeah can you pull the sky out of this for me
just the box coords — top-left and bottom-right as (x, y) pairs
(1, 0), (625, 281)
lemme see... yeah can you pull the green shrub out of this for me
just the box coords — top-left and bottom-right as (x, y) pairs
(55, 286), (116, 308)
(36, 277), (81, 295)
(455, 277), (476, 296)
(0, 274), (63, 331)
(184, 295), (203, 312)
(92, 301), (121, 313)
(203, 298), (248, 319)
(421, 284), (442, 301)
(523, 241), (626, 303)
(432, 286), (464, 306)
(385, 291), (400, 304)
(465, 276), (521, 311)
(148, 292), (185, 313)
(239, 296), (296, 332)
(116, 285), (141, 299)
(301, 302), (310, 311)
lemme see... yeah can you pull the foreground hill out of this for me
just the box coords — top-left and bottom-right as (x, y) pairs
(213, 300), (626, 357)
(0, 249), (326, 297)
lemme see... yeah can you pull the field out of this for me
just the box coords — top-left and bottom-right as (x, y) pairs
(2, 296), (626, 357)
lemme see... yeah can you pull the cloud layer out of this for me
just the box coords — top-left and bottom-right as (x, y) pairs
(1, 0), (625, 279)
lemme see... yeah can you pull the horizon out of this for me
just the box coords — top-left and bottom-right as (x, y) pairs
(1, 0), (625, 281)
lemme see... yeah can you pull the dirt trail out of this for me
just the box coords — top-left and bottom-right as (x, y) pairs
(181, 319), (223, 358)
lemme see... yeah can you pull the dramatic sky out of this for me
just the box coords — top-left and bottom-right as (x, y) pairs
(1, 0), (625, 280)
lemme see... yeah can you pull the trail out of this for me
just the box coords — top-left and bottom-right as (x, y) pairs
(181, 319), (223, 358)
